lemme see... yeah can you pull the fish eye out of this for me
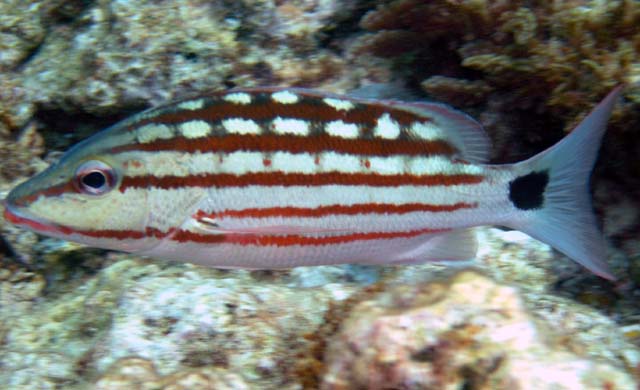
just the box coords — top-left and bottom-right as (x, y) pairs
(74, 160), (117, 195)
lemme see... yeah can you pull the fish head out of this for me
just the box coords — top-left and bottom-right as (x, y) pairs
(3, 125), (160, 253)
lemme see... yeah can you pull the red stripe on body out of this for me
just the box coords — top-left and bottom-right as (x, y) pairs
(31, 221), (449, 248)
(201, 202), (478, 219)
(11, 163), (481, 206)
(171, 226), (450, 246)
(46, 224), (451, 247)
(114, 133), (459, 157)
(4, 205), (74, 236)
(3, 206), (172, 242)
(120, 172), (484, 190)
(134, 96), (427, 129)
(11, 181), (77, 207)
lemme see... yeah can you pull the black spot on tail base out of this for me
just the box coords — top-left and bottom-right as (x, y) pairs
(509, 170), (549, 210)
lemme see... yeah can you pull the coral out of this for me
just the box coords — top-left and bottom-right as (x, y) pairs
(0, 74), (44, 185)
(0, 258), (153, 388)
(89, 265), (356, 385)
(3, 0), (364, 117)
(1, 1), (639, 389)
(421, 75), (493, 106)
(321, 271), (637, 389)
(0, 122), (45, 185)
(292, 281), (388, 389)
(0, 256), (363, 388)
(0, 1), (47, 70)
(358, 0), (639, 115)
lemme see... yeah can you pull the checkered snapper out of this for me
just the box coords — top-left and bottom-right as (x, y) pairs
(3, 87), (622, 280)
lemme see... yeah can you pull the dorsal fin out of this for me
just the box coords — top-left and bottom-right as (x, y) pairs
(388, 101), (492, 163)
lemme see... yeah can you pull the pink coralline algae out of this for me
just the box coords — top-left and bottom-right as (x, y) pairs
(321, 271), (636, 390)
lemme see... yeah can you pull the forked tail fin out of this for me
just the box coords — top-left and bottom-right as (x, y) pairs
(505, 87), (622, 280)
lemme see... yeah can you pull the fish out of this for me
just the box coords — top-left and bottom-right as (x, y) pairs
(2, 86), (622, 280)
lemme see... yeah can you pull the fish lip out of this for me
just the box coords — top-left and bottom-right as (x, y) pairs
(3, 200), (71, 237)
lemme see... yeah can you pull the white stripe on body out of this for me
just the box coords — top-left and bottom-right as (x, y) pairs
(194, 180), (511, 232)
(201, 210), (480, 234)
(201, 182), (502, 209)
(115, 150), (483, 177)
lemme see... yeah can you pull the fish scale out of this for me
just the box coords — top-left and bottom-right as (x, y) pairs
(114, 89), (487, 240)
(3, 86), (623, 279)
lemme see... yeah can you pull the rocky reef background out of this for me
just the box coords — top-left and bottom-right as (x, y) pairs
(0, 1), (639, 389)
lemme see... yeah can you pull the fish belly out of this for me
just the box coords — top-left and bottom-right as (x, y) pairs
(139, 179), (505, 268)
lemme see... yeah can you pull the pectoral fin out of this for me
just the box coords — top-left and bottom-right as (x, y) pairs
(192, 215), (351, 235)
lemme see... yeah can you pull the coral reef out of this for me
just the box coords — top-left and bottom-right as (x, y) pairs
(0, 1), (639, 389)
(358, 0), (639, 118)
(321, 271), (637, 390)
(0, 257), (360, 388)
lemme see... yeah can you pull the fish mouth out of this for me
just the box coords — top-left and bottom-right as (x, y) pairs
(3, 200), (72, 237)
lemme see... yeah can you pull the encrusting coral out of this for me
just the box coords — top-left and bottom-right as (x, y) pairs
(321, 271), (637, 390)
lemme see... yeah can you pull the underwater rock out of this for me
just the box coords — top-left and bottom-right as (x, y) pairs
(0, 1), (48, 70)
(90, 264), (355, 382)
(0, 256), (358, 388)
(321, 271), (637, 390)
(4, 0), (361, 117)
(95, 357), (250, 390)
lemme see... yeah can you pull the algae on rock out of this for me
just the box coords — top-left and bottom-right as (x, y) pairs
(321, 271), (637, 390)
(359, 0), (639, 119)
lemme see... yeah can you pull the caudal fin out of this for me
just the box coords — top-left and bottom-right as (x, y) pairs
(505, 87), (622, 280)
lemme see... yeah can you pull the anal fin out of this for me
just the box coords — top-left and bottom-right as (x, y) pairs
(392, 228), (478, 264)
